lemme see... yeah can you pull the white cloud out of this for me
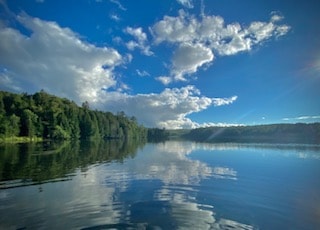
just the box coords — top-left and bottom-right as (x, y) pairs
(136, 69), (150, 77)
(172, 43), (214, 81)
(151, 10), (196, 45)
(125, 27), (146, 42)
(124, 27), (153, 56)
(156, 76), (172, 85)
(94, 85), (237, 129)
(112, 36), (122, 44)
(282, 115), (320, 122)
(212, 95), (238, 106)
(0, 14), (122, 103)
(0, 14), (237, 129)
(247, 21), (275, 42)
(109, 13), (120, 22)
(200, 122), (244, 128)
(125, 40), (138, 50)
(212, 167), (237, 180)
(177, 0), (194, 8)
(0, 69), (21, 92)
(151, 10), (290, 83)
(271, 14), (283, 22)
(109, 0), (126, 11)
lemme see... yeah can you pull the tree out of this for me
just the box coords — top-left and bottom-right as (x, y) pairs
(8, 114), (20, 137)
(52, 125), (70, 140)
(20, 109), (38, 139)
(82, 101), (90, 110)
(147, 128), (169, 142)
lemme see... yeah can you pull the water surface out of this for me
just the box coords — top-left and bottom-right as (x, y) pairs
(0, 141), (319, 229)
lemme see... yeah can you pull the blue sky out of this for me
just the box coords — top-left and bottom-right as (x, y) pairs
(0, 0), (319, 128)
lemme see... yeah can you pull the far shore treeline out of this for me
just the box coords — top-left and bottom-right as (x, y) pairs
(0, 90), (147, 142)
(0, 90), (319, 144)
(181, 123), (320, 144)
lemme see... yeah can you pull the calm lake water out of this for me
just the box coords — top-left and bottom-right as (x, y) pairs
(0, 141), (320, 229)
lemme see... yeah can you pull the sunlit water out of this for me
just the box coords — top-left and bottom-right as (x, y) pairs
(1, 141), (320, 229)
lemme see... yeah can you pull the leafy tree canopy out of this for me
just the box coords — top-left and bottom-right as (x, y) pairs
(0, 90), (147, 141)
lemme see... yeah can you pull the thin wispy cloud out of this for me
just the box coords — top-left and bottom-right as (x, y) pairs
(177, 0), (194, 8)
(109, 0), (126, 11)
(283, 115), (320, 121)
(136, 69), (150, 77)
(109, 13), (121, 22)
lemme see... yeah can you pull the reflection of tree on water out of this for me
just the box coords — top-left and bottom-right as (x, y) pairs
(0, 139), (145, 188)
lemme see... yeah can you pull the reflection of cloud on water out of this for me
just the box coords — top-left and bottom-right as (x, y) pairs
(153, 187), (253, 230)
(213, 218), (254, 230)
(0, 141), (249, 229)
(294, 151), (320, 160)
(2, 141), (318, 229)
(0, 167), (124, 229)
(104, 143), (211, 186)
(153, 141), (195, 155)
(103, 141), (237, 188)
(100, 141), (246, 229)
(171, 201), (216, 229)
(213, 167), (237, 180)
(154, 186), (216, 229)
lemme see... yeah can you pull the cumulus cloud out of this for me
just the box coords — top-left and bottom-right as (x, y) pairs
(172, 43), (214, 81)
(151, 10), (290, 83)
(94, 85), (237, 129)
(0, 14), (237, 129)
(0, 14), (122, 103)
(124, 27), (153, 56)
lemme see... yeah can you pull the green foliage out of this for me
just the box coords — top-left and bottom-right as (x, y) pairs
(8, 114), (20, 137)
(0, 90), (147, 142)
(0, 139), (145, 185)
(20, 109), (38, 138)
(52, 126), (71, 140)
(147, 128), (170, 142)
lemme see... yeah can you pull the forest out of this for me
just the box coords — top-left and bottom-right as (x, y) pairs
(0, 90), (147, 141)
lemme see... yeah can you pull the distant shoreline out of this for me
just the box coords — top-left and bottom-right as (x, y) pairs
(139, 123), (320, 145)
(176, 123), (320, 145)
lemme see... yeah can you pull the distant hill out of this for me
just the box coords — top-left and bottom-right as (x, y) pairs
(181, 123), (320, 144)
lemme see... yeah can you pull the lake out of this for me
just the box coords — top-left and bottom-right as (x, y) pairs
(0, 140), (320, 229)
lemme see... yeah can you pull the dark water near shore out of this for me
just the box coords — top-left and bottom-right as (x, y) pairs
(0, 141), (320, 229)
